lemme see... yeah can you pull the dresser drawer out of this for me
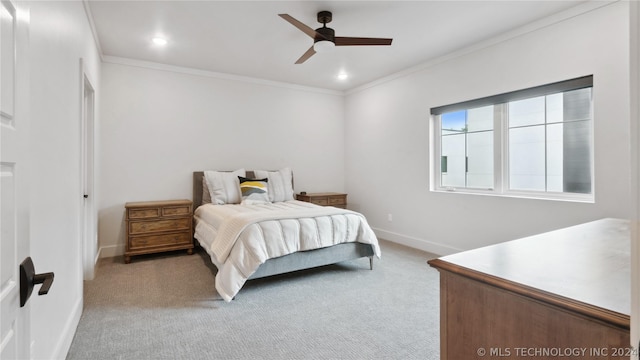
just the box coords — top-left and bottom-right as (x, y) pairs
(129, 232), (192, 250)
(129, 217), (191, 235)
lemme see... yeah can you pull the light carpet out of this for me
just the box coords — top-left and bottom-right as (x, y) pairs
(66, 240), (441, 360)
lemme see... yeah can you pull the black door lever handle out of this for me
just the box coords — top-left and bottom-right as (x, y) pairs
(19, 257), (55, 307)
(33, 272), (54, 295)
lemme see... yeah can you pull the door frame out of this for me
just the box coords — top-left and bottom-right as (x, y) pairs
(79, 58), (96, 280)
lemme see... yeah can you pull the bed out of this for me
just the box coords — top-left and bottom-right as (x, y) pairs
(192, 169), (381, 301)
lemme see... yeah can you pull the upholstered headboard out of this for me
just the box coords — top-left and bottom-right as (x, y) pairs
(193, 170), (292, 208)
(193, 171), (205, 208)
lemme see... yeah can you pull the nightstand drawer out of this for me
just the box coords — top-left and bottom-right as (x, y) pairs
(297, 192), (347, 208)
(129, 232), (192, 249)
(128, 207), (161, 219)
(311, 198), (329, 206)
(163, 205), (191, 217)
(129, 218), (191, 235)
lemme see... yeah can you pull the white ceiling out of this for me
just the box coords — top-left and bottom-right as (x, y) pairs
(87, 0), (589, 91)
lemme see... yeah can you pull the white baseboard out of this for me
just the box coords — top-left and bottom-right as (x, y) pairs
(52, 297), (82, 360)
(99, 233), (461, 257)
(98, 244), (125, 258)
(372, 227), (463, 256)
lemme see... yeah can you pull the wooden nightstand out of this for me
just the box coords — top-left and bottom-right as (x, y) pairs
(296, 192), (347, 209)
(124, 199), (193, 264)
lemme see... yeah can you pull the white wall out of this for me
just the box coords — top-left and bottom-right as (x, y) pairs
(345, 2), (630, 254)
(17, 0), (635, 357)
(98, 61), (345, 256)
(28, 1), (101, 358)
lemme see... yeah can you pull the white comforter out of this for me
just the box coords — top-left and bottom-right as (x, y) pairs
(194, 200), (380, 301)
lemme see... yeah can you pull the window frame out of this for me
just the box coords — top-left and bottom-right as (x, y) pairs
(431, 76), (595, 203)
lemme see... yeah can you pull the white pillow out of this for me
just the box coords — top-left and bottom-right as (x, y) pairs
(253, 168), (294, 202)
(204, 169), (246, 205)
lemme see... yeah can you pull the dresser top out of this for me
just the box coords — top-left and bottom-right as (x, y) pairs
(428, 218), (630, 326)
(125, 199), (192, 208)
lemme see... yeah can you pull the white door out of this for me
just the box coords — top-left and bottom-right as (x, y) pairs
(0, 0), (30, 358)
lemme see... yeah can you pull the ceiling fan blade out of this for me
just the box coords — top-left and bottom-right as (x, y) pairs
(334, 37), (393, 46)
(279, 14), (326, 40)
(295, 46), (316, 64)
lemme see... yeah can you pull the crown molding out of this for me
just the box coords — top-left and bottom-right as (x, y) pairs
(83, 0), (342, 96)
(102, 56), (344, 96)
(346, 0), (619, 96)
(82, 0), (104, 61)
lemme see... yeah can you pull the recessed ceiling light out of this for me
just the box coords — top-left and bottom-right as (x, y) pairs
(337, 72), (348, 81)
(152, 37), (168, 46)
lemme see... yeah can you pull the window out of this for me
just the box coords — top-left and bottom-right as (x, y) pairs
(440, 106), (494, 189)
(431, 76), (593, 201)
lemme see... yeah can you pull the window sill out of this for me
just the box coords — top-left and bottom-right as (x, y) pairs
(432, 188), (595, 204)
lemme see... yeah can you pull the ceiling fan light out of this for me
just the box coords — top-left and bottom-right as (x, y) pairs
(313, 40), (335, 53)
(152, 37), (168, 46)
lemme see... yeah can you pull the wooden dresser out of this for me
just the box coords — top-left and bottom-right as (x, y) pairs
(296, 192), (347, 208)
(428, 219), (631, 360)
(124, 199), (193, 264)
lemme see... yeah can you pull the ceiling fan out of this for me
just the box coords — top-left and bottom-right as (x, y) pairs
(278, 11), (393, 64)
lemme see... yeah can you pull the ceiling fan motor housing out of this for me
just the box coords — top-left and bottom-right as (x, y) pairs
(315, 26), (335, 43)
(317, 11), (332, 24)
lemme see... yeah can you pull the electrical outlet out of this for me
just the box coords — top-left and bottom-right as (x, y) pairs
(387, 213), (393, 222)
